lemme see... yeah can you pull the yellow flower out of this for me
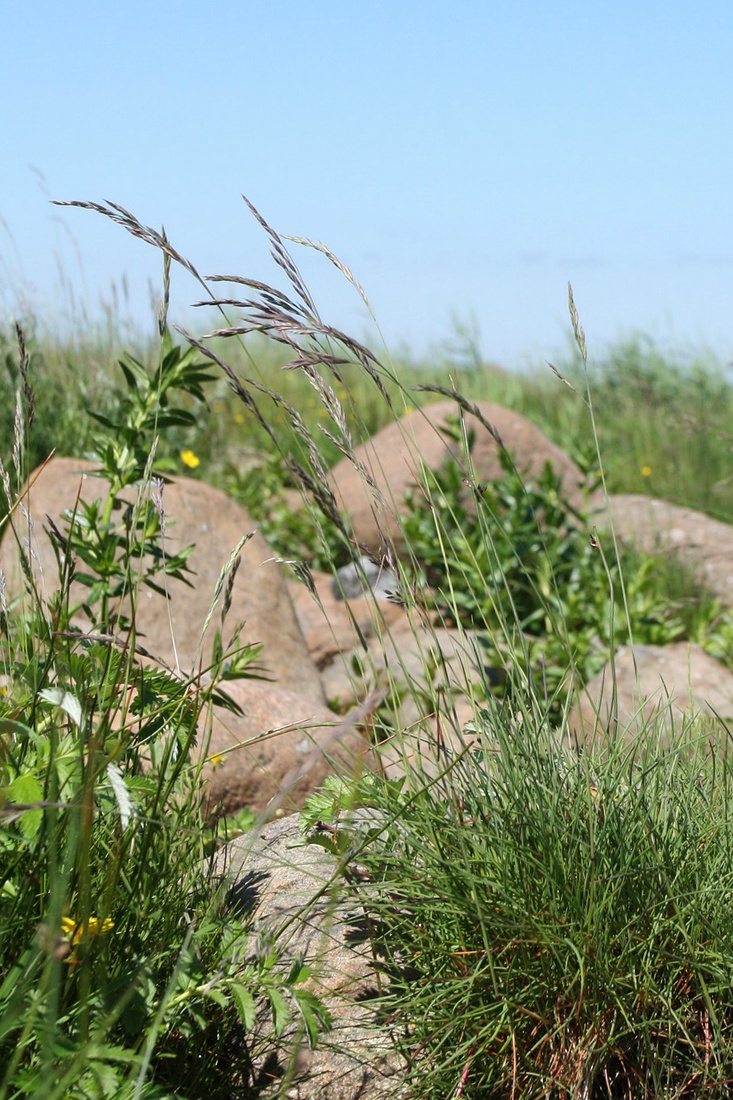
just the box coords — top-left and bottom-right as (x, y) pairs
(180, 449), (200, 469)
(233, 412), (245, 425)
(641, 464), (652, 478)
(61, 915), (114, 944)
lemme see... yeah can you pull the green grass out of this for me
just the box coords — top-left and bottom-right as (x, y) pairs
(3, 195), (733, 1097)
(5, 305), (733, 522)
(308, 714), (733, 1098)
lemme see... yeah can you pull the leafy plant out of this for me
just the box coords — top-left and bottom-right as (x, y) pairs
(400, 424), (719, 719)
(0, 303), (326, 1097)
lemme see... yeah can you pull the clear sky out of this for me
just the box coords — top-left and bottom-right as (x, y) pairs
(3, 1), (733, 370)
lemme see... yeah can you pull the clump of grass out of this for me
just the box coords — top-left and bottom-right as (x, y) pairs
(320, 713), (733, 1099)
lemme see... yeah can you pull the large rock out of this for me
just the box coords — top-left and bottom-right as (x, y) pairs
(202, 679), (378, 816)
(319, 618), (486, 780)
(320, 619), (487, 713)
(214, 814), (407, 1099)
(606, 494), (733, 604)
(0, 457), (323, 701)
(571, 642), (733, 745)
(328, 400), (592, 555)
(289, 569), (484, 781)
(287, 569), (406, 671)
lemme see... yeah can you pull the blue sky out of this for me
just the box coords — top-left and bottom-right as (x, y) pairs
(3, 1), (733, 370)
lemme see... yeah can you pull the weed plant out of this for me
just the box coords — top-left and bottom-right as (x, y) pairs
(0, 275), (329, 1097)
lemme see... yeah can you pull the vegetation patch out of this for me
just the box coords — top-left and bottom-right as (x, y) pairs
(3, 196), (733, 1097)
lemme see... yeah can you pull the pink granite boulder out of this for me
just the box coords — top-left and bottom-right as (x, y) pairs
(328, 400), (593, 555)
(0, 456), (323, 701)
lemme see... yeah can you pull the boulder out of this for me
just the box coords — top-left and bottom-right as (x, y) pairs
(202, 679), (378, 817)
(289, 569), (484, 782)
(0, 456), (323, 701)
(606, 494), (733, 605)
(328, 400), (593, 555)
(319, 618), (488, 779)
(320, 619), (488, 716)
(214, 814), (407, 1099)
(287, 570), (406, 671)
(570, 642), (733, 745)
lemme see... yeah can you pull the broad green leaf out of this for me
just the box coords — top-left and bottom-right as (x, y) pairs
(5, 773), (44, 838)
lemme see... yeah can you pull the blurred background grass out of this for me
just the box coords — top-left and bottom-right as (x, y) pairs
(4, 311), (732, 523)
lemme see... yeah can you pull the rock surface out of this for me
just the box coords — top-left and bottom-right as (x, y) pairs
(328, 399), (593, 555)
(607, 493), (733, 604)
(215, 814), (407, 1099)
(571, 642), (733, 744)
(288, 571), (405, 672)
(289, 569), (485, 776)
(0, 456), (324, 702)
(320, 619), (484, 716)
(203, 680), (377, 817)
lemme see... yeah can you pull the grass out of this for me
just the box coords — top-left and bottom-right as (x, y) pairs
(3, 195), (733, 1097)
(308, 714), (733, 1098)
(6, 294), (733, 522)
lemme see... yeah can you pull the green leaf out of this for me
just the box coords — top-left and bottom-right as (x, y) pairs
(207, 686), (245, 716)
(293, 988), (331, 1047)
(4, 773), (44, 838)
(202, 985), (229, 1011)
(87, 410), (119, 431)
(268, 987), (290, 1038)
(286, 958), (311, 985)
(0, 718), (37, 740)
(118, 354), (149, 388)
(229, 982), (256, 1031)
(155, 410), (198, 429)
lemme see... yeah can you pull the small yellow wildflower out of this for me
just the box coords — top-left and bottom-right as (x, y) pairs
(208, 752), (225, 768)
(180, 449), (200, 469)
(61, 915), (114, 944)
(234, 412), (245, 425)
(641, 464), (652, 478)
